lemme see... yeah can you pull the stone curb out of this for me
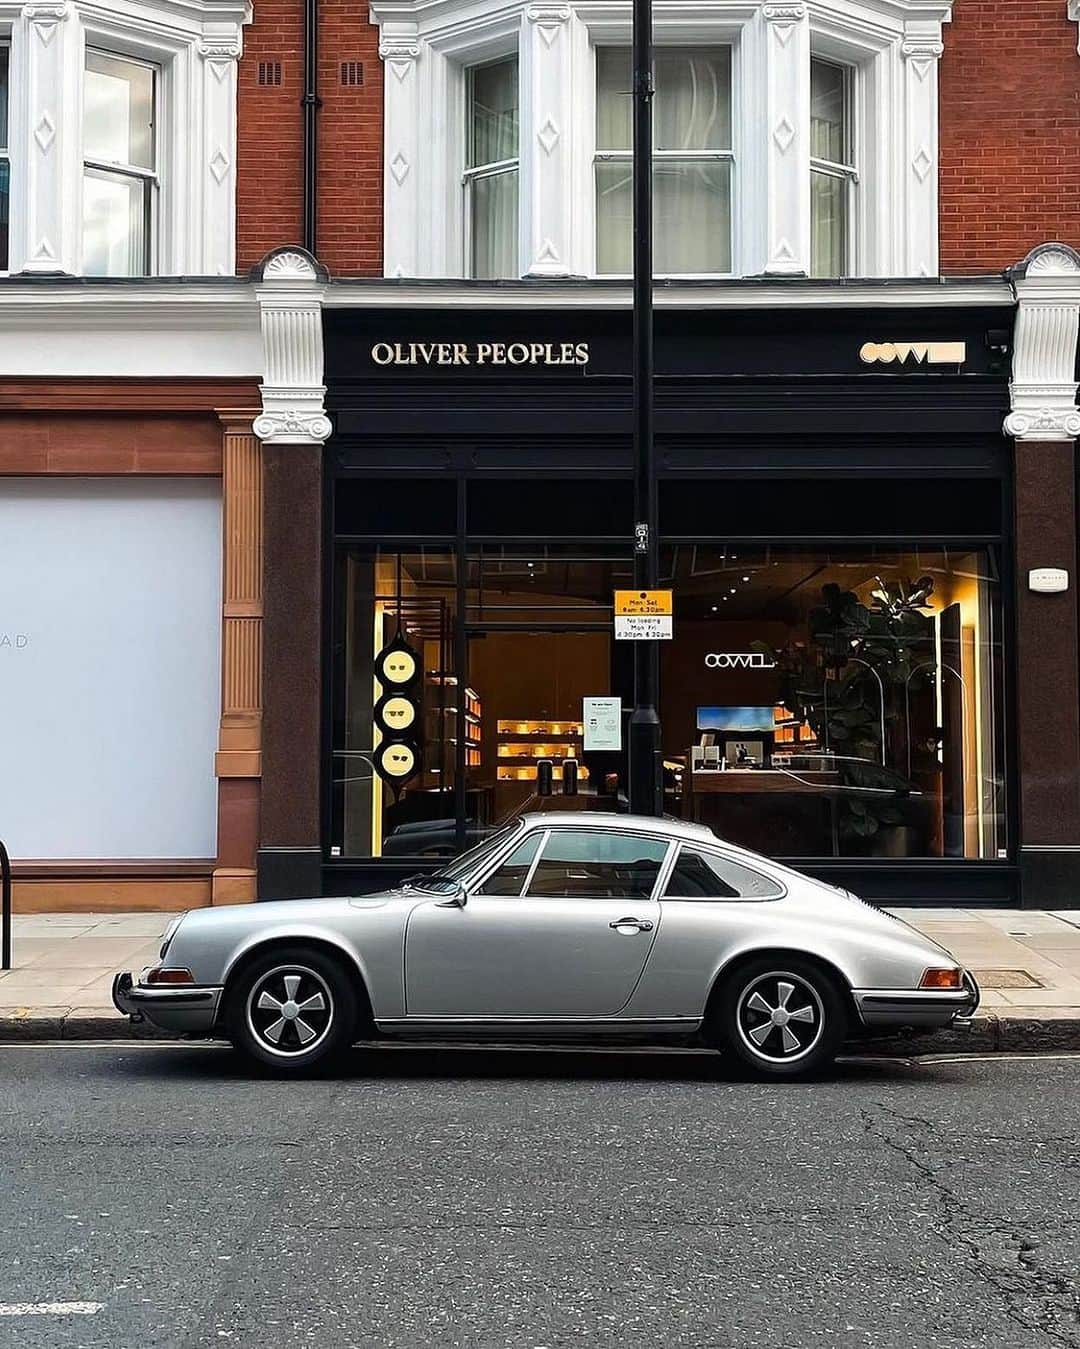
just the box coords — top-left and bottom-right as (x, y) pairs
(2, 1010), (1080, 1053)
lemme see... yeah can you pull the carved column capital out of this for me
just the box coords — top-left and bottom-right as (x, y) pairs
(1007, 243), (1080, 442)
(762, 3), (806, 21)
(253, 248), (329, 446)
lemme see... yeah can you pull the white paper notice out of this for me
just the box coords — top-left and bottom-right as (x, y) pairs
(583, 697), (622, 751)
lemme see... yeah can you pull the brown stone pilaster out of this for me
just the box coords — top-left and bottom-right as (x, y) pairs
(257, 441), (324, 899)
(213, 411), (263, 904)
(1014, 440), (1080, 905)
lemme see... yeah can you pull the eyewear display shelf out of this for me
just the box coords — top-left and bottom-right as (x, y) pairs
(496, 719), (588, 784)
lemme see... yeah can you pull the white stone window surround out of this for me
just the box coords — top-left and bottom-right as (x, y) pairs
(372, 0), (953, 280)
(0, 0), (250, 277)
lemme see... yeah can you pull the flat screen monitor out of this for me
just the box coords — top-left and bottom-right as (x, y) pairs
(697, 706), (775, 734)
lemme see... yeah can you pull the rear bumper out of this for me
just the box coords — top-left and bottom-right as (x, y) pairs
(853, 971), (980, 1029)
(112, 971), (223, 1035)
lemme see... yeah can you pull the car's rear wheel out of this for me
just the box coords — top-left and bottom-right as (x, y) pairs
(225, 946), (358, 1073)
(713, 956), (847, 1078)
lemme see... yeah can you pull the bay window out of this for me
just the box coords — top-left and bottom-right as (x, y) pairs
(0, 44), (9, 271)
(465, 57), (519, 280)
(82, 51), (158, 276)
(595, 47), (733, 275)
(810, 58), (856, 279)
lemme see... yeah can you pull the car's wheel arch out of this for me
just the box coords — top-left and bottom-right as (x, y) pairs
(703, 946), (858, 1032)
(220, 934), (375, 1034)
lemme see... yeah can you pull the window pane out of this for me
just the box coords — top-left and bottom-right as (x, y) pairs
(527, 830), (668, 899)
(810, 59), (846, 164)
(0, 159), (7, 272)
(654, 49), (731, 151)
(596, 160), (731, 274)
(82, 169), (149, 276)
(811, 169), (846, 278)
(85, 51), (155, 170)
(0, 46), (9, 148)
(471, 168), (518, 279)
(477, 833), (542, 896)
(665, 848), (782, 899)
(468, 58), (518, 169)
(596, 47), (632, 151)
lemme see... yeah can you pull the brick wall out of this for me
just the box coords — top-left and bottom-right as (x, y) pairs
(237, 1), (1079, 279)
(939, 0), (1080, 274)
(237, 1), (383, 276)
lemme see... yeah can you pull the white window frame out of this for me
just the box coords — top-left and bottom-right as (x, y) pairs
(0, 36), (9, 275)
(462, 54), (520, 279)
(373, 0), (953, 280)
(0, 0), (248, 276)
(809, 53), (857, 277)
(81, 46), (161, 277)
(590, 42), (738, 279)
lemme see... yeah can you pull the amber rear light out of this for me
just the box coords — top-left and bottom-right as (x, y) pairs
(919, 967), (963, 989)
(145, 966), (196, 986)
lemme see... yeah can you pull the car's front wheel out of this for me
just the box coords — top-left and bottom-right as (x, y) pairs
(225, 946), (359, 1073)
(713, 956), (847, 1078)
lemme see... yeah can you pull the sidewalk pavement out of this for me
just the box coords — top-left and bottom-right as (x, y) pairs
(3, 908), (1080, 1051)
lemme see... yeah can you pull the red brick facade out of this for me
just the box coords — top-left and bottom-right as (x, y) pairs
(236, 1), (1079, 279)
(237, 1), (383, 276)
(939, 1), (1080, 275)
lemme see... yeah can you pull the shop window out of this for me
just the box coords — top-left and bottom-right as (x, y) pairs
(810, 58), (856, 279)
(662, 545), (1007, 862)
(465, 57), (519, 279)
(83, 50), (158, 276)
(595, 47), (733, 276)
(0, 45), (9, 272)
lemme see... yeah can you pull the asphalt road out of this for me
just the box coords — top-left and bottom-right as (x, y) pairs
(0, 1045), (1078, 1349)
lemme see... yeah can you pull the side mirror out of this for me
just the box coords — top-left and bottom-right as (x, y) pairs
(435, 883), (468, 909)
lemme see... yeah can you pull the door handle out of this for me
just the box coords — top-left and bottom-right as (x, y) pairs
(609, 917), (654, 932)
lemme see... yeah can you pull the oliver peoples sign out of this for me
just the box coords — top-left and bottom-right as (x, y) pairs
(371, 341), (590, 368)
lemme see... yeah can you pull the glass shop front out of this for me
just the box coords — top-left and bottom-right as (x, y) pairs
(328, 479), (1009, 898)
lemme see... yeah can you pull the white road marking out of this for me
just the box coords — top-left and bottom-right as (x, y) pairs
(0, 1302), (104, 1316)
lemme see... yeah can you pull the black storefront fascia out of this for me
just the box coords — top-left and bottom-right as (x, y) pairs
(276, 292), (1029, 909)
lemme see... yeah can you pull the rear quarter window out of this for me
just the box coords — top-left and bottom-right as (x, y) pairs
(664, 846), (784, 901)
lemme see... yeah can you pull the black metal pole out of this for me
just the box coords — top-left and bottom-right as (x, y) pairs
(627, 0), (662, 816)
(302, 0), (321, 255)
(0, 839), (11, 971)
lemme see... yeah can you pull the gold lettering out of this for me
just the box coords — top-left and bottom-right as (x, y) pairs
(575, 342), (590, 365)
(476, 344), (492, 364)
(371, 343), (394, 365)
(453, 343), (469, 365)
(491, 343), (507, 364)
(530, 342), (546, 364)
(507, 343), (530, 364)
(436, 343), (453, 363)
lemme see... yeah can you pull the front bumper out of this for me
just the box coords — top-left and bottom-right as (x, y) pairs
(853, 970), (980, 1029)
(112, 971), (223, 1035)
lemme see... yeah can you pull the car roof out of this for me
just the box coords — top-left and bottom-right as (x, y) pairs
(517, 811), (720, 845)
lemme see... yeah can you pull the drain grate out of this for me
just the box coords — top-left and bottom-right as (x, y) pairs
(972, 968), (1043, 989)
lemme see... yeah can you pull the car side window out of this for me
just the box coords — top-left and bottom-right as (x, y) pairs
(475, 833), (543, 897)
(664, 846), (783, 900)
(525, 830), (669, 900)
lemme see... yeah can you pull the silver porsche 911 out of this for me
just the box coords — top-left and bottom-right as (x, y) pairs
(112, 812), (978, 1077)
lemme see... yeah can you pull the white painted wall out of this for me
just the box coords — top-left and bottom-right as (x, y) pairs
(0, 478), (221, 860)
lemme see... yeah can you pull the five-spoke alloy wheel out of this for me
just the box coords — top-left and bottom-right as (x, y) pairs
(226, 945), (358, 1073)
(715, 956), (846, 1077)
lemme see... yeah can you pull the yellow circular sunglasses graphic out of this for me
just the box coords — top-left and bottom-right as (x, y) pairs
(376, 741), (418, 781)
(377, 695), (417, 733)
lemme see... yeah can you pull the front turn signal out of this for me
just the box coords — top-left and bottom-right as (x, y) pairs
(919, 967), (963, 989)
(145, 966), (196, 985)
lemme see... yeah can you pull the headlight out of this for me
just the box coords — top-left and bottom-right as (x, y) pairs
(159, 916), (184, 960)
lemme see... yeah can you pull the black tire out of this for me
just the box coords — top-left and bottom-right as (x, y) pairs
(712, 956), (848, 1078)
(225, 945), (359, 1074)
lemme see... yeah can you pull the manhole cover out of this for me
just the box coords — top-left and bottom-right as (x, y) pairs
(972, 968), (1043, 989)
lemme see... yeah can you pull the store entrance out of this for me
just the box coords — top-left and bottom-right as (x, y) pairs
(464, 627), (632, 829)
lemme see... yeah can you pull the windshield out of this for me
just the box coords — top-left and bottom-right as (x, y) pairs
(428, 820), (524, 884)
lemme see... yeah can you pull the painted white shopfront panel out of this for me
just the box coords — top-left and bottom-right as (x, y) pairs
(0, 478), (221, 859)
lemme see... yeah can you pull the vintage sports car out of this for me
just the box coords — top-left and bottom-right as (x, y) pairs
(113, 812), (978, 1077)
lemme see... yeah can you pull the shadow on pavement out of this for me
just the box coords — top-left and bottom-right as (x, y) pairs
(106, 1038), (931, 1087)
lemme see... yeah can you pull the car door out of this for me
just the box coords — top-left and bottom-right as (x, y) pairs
(403, 827), (671, 1018)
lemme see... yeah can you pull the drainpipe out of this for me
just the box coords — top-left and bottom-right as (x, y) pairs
(302, 0), (321, 255)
